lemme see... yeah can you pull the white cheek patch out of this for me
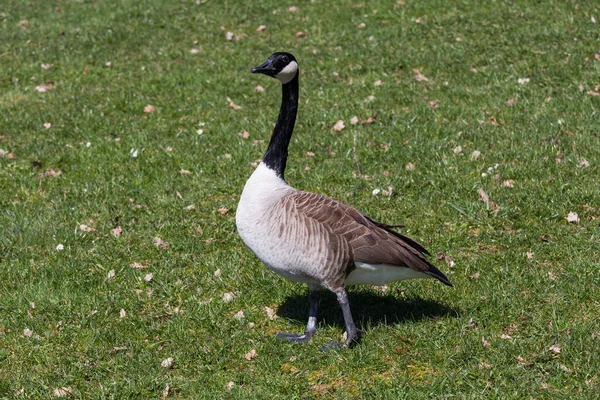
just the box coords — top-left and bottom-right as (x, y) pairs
(275, 61), (298, 84)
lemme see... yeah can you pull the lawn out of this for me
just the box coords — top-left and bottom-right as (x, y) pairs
(1, 0), (599, 398)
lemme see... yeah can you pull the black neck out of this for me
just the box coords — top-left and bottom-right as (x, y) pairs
(262, 73), (299, 180)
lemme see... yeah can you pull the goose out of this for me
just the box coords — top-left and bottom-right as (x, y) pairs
(236, 52), (452, 348)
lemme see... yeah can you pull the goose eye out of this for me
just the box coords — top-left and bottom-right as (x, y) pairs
(281, 55), (289, 63)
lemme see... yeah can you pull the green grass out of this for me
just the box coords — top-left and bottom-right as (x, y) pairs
(1, 0), (599, 397)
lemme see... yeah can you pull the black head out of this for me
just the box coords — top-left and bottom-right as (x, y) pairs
(252, 52), (298, 84)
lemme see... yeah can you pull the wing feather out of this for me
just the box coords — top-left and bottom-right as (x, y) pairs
(282, 191), (451, 286)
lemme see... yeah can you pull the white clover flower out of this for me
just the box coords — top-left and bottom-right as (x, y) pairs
(56, 244), (64, 251)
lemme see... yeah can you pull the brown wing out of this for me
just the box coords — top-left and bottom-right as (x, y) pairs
(285, 191), (452, 286)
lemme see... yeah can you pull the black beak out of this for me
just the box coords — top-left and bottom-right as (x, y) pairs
(252, 59), (276, 76)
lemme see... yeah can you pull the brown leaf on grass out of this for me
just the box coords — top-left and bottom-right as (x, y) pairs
(161, 357), (174, 368)
(153, 237), (168, 249)
(281, 363), (300, 374)
(35, 82), (54, 92)
(502, 180), (515, 188)
(132, 262), (147, 269)
(453, 145), (463, 154)
(53, 387), (74, 397)
(332, 120), (345, 131)
(238, 131), (250, 139)
(79, 224), (95, 232)
(566, 212), (579, 223)
(549, 344), (561, 353)
(362, 114), (377, 124)
(179, 169), (191, 175)
(374, 79), (384, 87)
(144, 273), (153, 282)
(413, 68), (429, 82)
(107, 269), (116, 280)
(295, 31), (308, 38)
(526, 251), (534, 260)
(288, 6), (299, 12)
(490, 202), (502, 212)
(244, 349), (257, 361)
(350, 116), (359, 125)
(227, 97), (241, 110)
(111, 226), (123, 237)
(226, 382), (235, 391)
(482, 336), (491, 348)
(477, 188), (489, 206)
(405, 162), (416, 170)
(428, 100), (438, 109)
(254, 85), (265, 93)
(471, 150), (481, 160)
(471, 272), (480, 279)
(223, 292), (235, 302)
(143, 105), (156, 113)
(256, 24), (267, 32)
(185, 204), (196, 211)
(264, 306), (277, 320)
(578, 158), (590, 168)
(595, 52), (600, 61)
(109, 346), (128, 353)
(217, 207), (229, 215)
(305, 151), (315, 157)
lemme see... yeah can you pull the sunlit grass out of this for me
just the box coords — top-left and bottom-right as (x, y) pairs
(1, 0), (599, 397)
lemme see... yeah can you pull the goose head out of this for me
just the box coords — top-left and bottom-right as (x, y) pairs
(252, 52), (298, 84)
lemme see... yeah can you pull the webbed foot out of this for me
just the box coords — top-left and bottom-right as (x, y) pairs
(276, 332), (314, 343)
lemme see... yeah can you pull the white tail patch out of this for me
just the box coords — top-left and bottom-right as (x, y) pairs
(275, 61), (298, 84)
(344, 262), (429, 286)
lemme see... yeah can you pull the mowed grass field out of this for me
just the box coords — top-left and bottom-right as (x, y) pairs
(1, 0), (599, 398)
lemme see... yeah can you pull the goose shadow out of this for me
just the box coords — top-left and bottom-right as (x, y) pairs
(277, 289), (459, 330)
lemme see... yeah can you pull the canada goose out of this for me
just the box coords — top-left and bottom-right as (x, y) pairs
(236, 52), (452, 348)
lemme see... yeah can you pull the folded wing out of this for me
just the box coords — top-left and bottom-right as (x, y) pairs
(284, 191), (452, 286)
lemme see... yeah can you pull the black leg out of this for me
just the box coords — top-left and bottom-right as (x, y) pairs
(323, 288), (361, 350)
(276, 290), (320, 343)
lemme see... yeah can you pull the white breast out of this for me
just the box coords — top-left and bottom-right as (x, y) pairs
(236, 163), (313, 282)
